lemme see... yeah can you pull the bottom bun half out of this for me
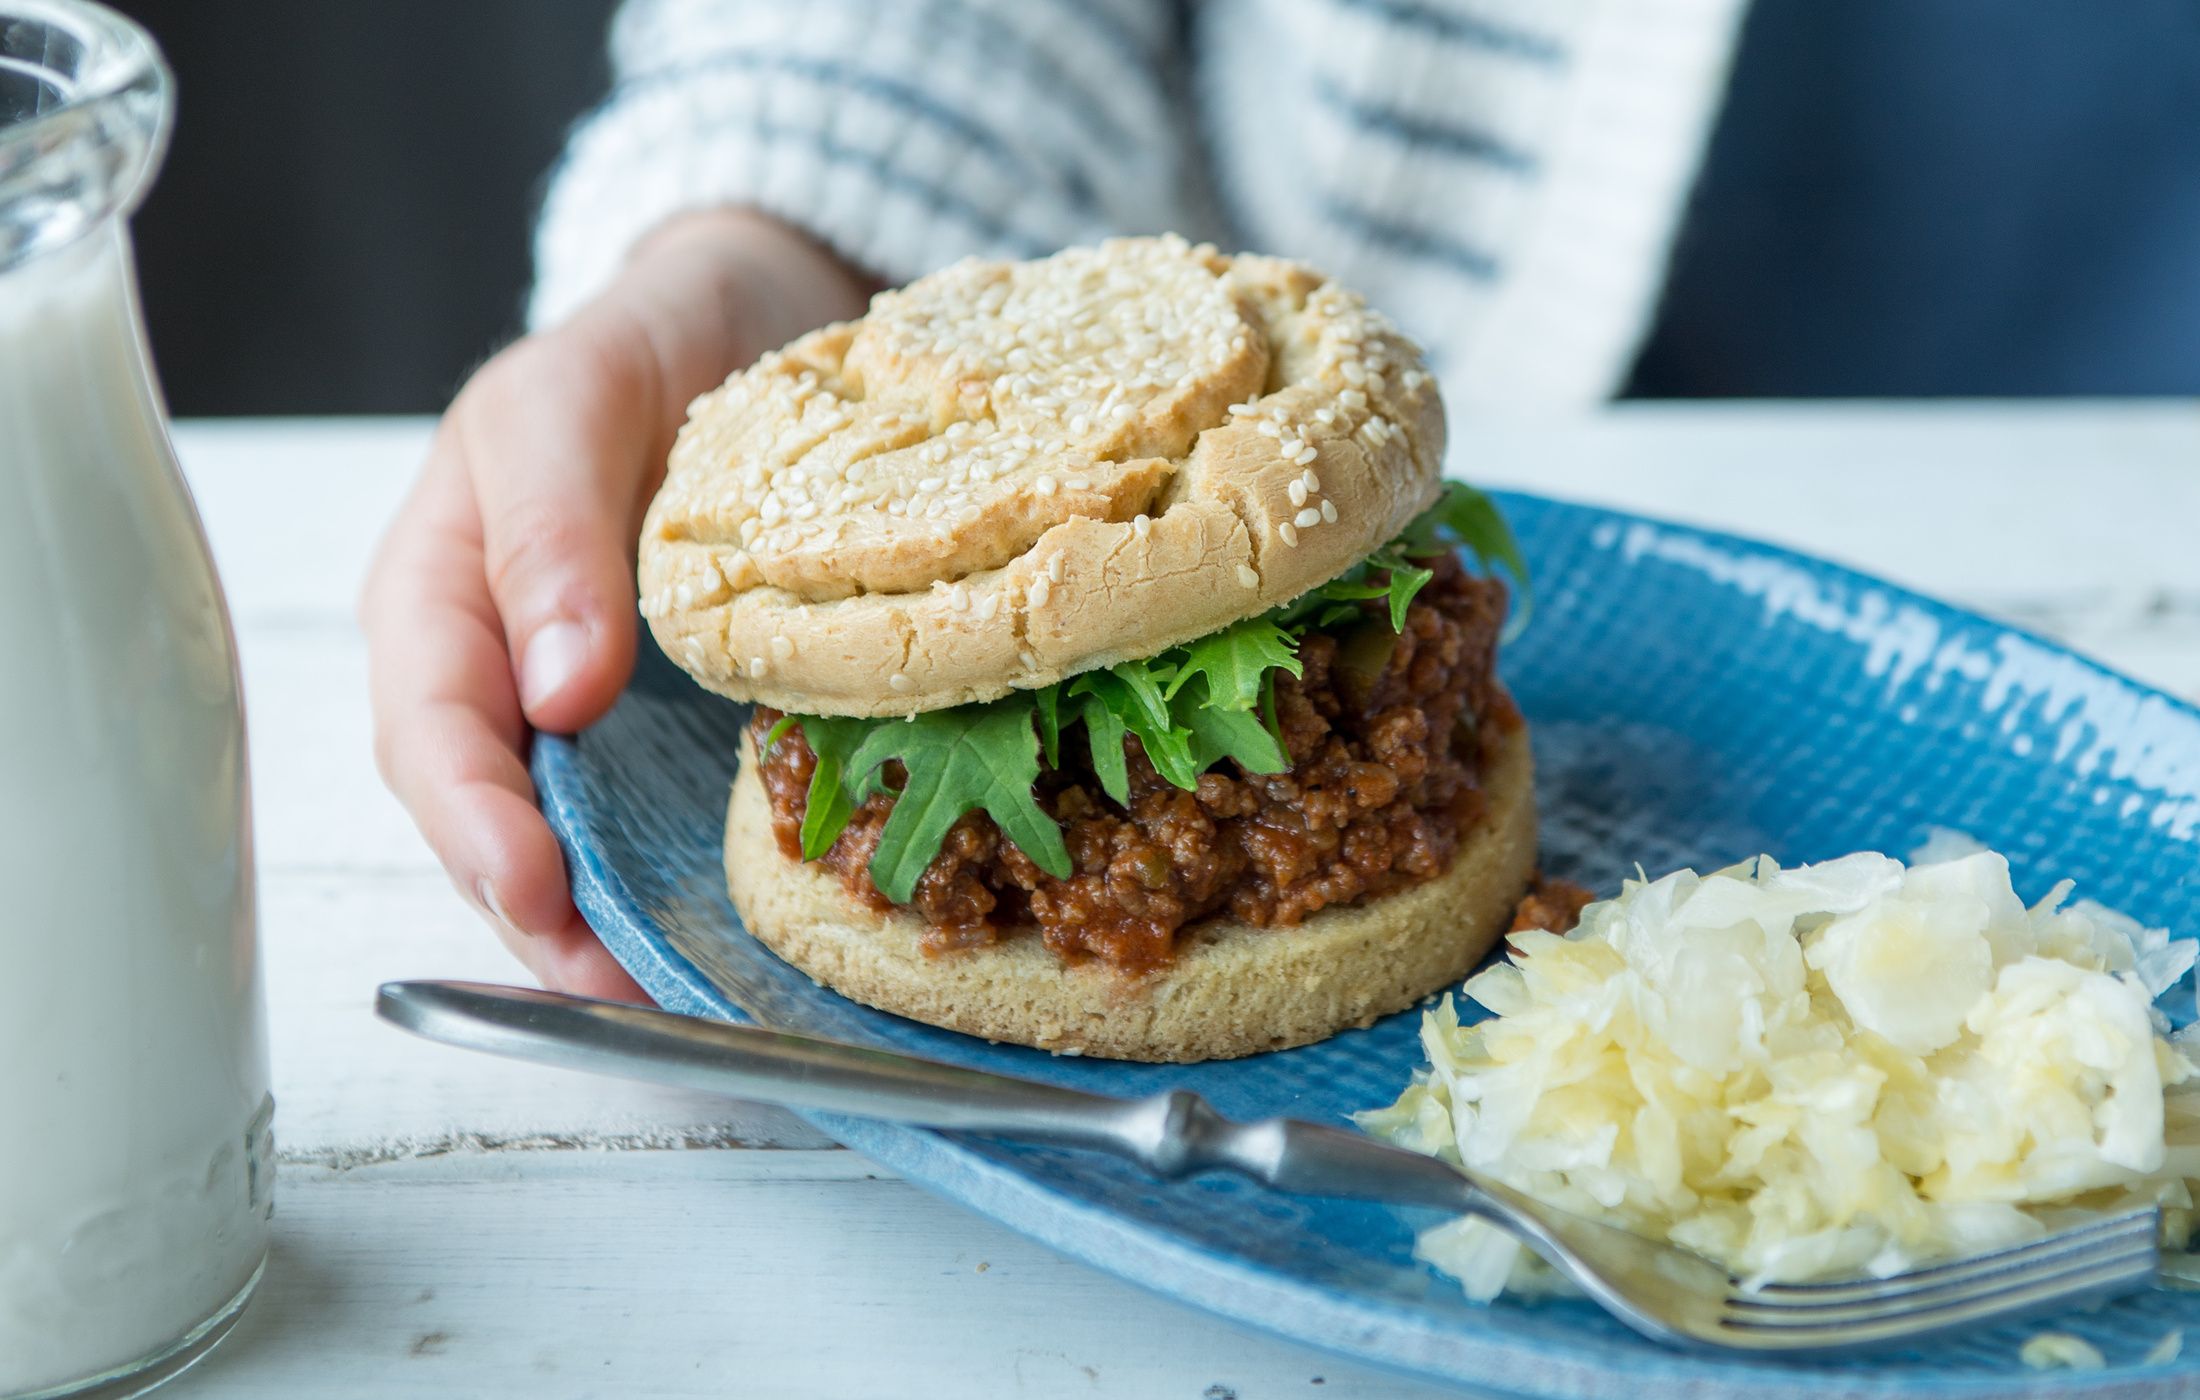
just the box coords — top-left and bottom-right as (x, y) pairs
(724, 723), (1536, 1063)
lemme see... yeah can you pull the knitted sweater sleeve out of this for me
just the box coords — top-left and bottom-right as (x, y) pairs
(528, 0), (1196, 329)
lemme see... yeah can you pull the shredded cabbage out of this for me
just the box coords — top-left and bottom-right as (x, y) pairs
(2020, 1333), (2108, 1371)
(1357, 848), (2200, 1301)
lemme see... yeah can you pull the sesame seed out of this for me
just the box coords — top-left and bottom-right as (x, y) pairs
(889, 672), (912, 692)
(1132, 514), (1152, 539)
(1030, 575), (1052, 608)
(1256, 421), (1281, 439)
(1302, 469), (1321, 493)
(1295, 507), (1322, 529)
(1321, 498), (1338, 524)
(1035, 475), (1058, 497)
(977, 594), (1000, 621)
(1278, 437), (1303, 458)
(1294, 446), (1318, 466)
(1018, 648), (1038, 668)
(1287, 480), (1308, 507)
(949, 582), (970, 611)
(1236, 564), (1259, 589)
(1067, 477), (1091, 491)
(1278, 522), (1300, 547)
(770, 636), (795, 661)
(750, 655), (769, 677)
(1047, 555), (1065, 582)
(918, 476), (944, 493)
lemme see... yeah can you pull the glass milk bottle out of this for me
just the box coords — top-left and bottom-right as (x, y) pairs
(0, 3), (273, 1396)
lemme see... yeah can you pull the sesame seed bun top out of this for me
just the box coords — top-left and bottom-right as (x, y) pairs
(639, 235), (1445, 718)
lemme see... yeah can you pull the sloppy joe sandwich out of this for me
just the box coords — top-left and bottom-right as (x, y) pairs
(638, 235), (1535, 1062)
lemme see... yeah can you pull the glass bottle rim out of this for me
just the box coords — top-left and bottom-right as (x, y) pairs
(0, 0), (171, 273)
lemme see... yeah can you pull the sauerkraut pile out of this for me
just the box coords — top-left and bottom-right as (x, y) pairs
(1357, 844), (2200, 1300)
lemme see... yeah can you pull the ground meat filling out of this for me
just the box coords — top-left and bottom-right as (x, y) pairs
(1510, 873), (1595, 936)
(754, 555), (1518, 973)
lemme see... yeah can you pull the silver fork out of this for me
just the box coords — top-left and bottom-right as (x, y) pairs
(375, 980), (2162, 1354)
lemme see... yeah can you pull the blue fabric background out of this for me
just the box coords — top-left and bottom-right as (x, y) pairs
(1630, 0), (2200, 396)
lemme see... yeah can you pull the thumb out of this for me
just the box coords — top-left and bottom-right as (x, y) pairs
(461, 328), (662, 735)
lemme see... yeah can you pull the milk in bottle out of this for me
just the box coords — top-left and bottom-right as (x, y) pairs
(0, 4), (273, 1395)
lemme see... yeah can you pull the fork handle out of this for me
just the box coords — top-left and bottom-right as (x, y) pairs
(377, 981), (1476, 1212)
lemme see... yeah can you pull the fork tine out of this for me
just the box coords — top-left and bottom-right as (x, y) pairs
(1735, 1208), (2161, 1308)
(1721, 1254), (2159, 1352)
(1722, 1241), (2159, 1330)
(1717, 1244), (2160, 1344)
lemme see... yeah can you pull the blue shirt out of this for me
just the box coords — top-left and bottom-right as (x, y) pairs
(1628, 0), (2200, 396)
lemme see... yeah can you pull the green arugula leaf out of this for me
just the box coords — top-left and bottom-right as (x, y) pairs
(1075, 688), (1130, 805)
(1165, 616), (1302, 711)
(846, 700), (1070, 900)
(1075, 669), (1199, 789)
(1137, 723), (1201, 788)
(1384, 560), (1435, 631)
(790, 716), (868, 861)
(1175, 675), (1288, 774)
(1034, 685), (1062, 768)
(800, 751), (853, 861)
(1110, 657), (1175, 732)
(1316, 577), (1392, 602)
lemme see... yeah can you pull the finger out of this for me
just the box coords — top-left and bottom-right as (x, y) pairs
(507, 910), (652, 1005)
(461, 326), (663, 737)
(457, 791), (649, 1004)
(362, 450), (585, 951)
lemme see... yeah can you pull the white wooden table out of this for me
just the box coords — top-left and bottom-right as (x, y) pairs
(166, 405), (2200, 1398)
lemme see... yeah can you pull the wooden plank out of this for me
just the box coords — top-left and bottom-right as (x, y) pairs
(179, 417), (424, 627)
(264, 869), (833, 1158)
(166, 1151), (1458, 1400)
(240, 625), (429, 876)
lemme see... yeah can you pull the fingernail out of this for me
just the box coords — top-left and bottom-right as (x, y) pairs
(475, 877), (518, 931)
(519, 619), (589, 713)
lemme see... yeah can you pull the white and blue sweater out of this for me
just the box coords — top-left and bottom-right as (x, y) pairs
(531, 0), (1747, 409)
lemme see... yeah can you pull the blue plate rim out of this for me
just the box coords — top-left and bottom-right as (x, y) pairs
(533, 489), (2200, 1400)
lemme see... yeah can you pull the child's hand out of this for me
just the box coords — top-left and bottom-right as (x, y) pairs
(361, 210), (872, 1000)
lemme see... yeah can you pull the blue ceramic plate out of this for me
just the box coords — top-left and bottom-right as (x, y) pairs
(535, 492), (2200, 1399)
